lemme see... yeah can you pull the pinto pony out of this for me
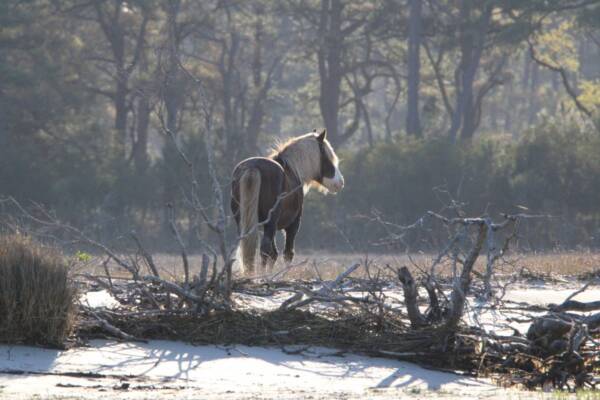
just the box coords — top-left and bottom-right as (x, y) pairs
(231, 129), (344, 274)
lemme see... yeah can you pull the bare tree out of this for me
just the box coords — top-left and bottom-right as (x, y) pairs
(289, 0), (396, 146)
(185, 1), (285, 161)
(528, 38), (600, 132)
(66, 0), (151, 161)
(423, 1), (515, 140)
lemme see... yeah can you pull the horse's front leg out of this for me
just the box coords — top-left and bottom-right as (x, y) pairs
(283, 215), (301, 263)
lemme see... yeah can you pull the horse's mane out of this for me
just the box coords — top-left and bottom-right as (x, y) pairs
(268, 132), (338, 193)
(268, 133), (316, 183)
(269, 133), (338, 163)
(268, 134), (306, 159)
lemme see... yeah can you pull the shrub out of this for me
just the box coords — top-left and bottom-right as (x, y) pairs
(322, 137), (515, 250)
(0, 235), (76, 347)
(512, 122), (600, 215)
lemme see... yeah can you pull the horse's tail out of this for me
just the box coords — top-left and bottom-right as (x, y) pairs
(239, 168), (261, 274)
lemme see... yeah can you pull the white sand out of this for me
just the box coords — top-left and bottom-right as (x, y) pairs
(80, 290), (121, 309)
(0, 340), (516, 399)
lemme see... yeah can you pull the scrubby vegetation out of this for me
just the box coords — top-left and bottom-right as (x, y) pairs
(303, 121), (600, 250)
(6, 120), (600, 252)
(0, 235), (77, 347)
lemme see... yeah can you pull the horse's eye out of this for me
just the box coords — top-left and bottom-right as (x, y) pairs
(322, 157), (335, 178)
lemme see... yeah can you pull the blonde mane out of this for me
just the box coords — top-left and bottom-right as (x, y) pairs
(270, 132), (339, 192)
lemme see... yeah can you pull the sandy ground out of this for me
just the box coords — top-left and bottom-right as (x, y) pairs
(0, 340), (514, 400)
(2, 284), (599, 399)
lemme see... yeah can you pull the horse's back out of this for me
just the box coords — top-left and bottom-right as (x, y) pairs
(233, 157), (284, 180)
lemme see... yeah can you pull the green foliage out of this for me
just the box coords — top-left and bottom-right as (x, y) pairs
(74, 250), (92, 263)
(512, 121), (600, 214)
(303, 124), (600, 249)
(340, 136), (513, 220)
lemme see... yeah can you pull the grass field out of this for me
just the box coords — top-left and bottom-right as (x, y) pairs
(73, 250), (600, 283)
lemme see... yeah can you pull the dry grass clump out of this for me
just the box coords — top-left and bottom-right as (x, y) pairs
(0, 234), (77, 347)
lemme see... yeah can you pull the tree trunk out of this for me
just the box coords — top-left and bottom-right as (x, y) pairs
(527, 61), (539, 125)
(459, 16), (490, 140)
(406, 0), (422, 137)
(220, 31), (242, 163)
(245, 17), (266, 156)
(162, 0), (183, 237)
(133, 95), (150, 174)
(489, 101), (498, 131)
(114, 81), (128, 161)
(318, 0), (343, 145)
(448, 2), (492, 141)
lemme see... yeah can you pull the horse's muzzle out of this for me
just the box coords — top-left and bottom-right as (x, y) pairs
(324, 172), (344, 193)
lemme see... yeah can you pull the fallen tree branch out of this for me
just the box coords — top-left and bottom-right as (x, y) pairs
(83, 307), (145, 343)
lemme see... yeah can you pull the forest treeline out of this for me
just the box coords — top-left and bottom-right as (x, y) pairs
(1, 0), (600, 251)
(304, 122), (600, 250)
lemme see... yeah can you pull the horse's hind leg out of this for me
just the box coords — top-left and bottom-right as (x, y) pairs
(260, 216), (279, 275)
(284, 215), (301, 263)
(231, 197), (240, 234)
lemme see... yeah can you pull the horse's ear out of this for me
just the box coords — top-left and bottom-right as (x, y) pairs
(317, 129), (327, 143)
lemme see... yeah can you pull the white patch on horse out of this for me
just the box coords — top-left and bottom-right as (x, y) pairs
(322, 165), (344, 193)
(319, 139), (344, 193)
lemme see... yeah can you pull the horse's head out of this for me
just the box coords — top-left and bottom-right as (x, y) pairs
(273, 129), (345, 194)
(314, 129), (344, 194)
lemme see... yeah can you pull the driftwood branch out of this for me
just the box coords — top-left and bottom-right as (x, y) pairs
(279, 263), (362, 311)
(445, 223), (487, 329)
(83, 307), (144, 342)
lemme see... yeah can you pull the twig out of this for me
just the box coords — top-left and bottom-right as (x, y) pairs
(167, 203), (190, 287)
(130, 231), (160, 278)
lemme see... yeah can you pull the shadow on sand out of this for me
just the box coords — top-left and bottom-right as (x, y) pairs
(0, 340), (493, 394)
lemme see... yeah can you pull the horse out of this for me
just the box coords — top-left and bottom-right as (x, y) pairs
(230, 129), (344, 274)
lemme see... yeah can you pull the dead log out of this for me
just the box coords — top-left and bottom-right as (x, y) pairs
(84, 307), (145, 342)
(279, 263), (362, 311)
(551, 300), (600, 313)
(445, 223), (487, 329)
(397, 266), (426, 328)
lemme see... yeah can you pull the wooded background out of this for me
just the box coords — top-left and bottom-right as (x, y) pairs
(2, 0), (600, 252)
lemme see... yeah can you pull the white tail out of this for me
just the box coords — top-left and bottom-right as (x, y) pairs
(239, 168), (261, 274)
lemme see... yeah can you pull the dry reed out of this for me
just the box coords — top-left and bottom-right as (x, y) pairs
(0, 234), (77, 347)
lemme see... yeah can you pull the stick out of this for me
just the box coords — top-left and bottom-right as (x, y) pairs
(167, 204), (190, 287)
(130, 231), (160, 278)
(85, 309), (145, 342)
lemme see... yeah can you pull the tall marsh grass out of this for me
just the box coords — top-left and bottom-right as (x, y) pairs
(0, 235), (76, 346)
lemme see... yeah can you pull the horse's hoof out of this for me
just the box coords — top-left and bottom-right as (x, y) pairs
(284, 252), (294, 263)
